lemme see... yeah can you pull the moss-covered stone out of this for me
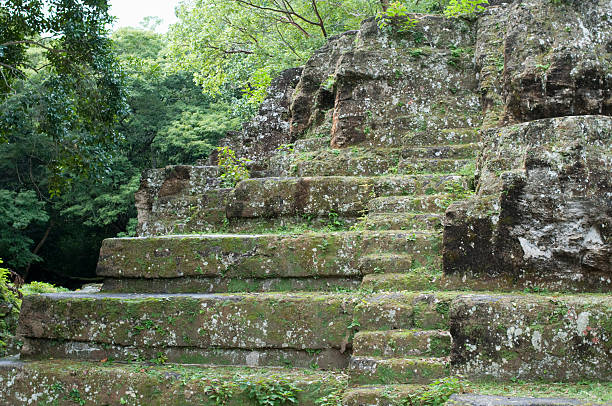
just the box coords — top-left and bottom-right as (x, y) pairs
(368, 195), (459, 214)
(103, 276), (361, 294)
(444, 116), (612, 293)
(97, 231), (440, 280)
(0, 359), (346, 405)
(363, 213), (443, 231)
(18, 292), (358, 355)
(270, 146), (477, 177)
(353, 330), (451, 358)
(227, 175), (469, 219)
(354, 292), (459, 331)
(360, 270), (443, 292)
(21, 339), (349, 369)
(348, 356), (448, 385)
(450, 293), (612, 381)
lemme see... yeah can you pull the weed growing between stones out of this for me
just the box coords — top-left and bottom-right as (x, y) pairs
(217, 146), (251, 187)
(203, 374), (301, 406)
(403, 376), (468, 405)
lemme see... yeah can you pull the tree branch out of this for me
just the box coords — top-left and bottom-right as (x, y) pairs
(310, 0), (327, 38)
(1, 40), (66, 54)
(233, 0), (322, 31)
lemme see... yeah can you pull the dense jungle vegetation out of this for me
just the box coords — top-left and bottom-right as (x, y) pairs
(0, 0), (482, 287)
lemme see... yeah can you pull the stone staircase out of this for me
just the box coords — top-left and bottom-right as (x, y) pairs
(3, 4), (610, 405)
(8, 13), (480, 405)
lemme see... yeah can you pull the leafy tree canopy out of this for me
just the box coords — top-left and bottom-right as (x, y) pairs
(167, 0), (381, 111)
(0, 0), (128, 194)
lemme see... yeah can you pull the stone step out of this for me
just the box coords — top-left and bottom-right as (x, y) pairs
(18, 292), (458, 366)
(270, 145), (477, 177)
(0, 359), (346, 405)
(342, 384), (426, 406)
(22, 339), (350, 370)
(103, 275), (362, 294)
(140, 188), (232, 236)
(97, 231), (440, 282)
(342, 385), (604, 406)
(294, 137), (329, 152)
(357, 253), (441, 275)
(361, 269), (443, 292)
(365, 128), (479, 148)
(367, 194), (458, 214)
(363, 213), (443, 231)
(227, 175), (468, 219)
(353, 330), (451, 358)
(397, 159), (473, 176)
(357, 254), (418, 275)
(353, 292), (455, 331)
(349, 356), (449, 385)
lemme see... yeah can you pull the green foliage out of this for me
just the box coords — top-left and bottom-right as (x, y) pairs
(113, 27), (239, 167)
(0, 259), (18, 305)
(203, 374), (301, 406)
(153, 107), (240, 166)
(0, 190), (48, 269)
(20, 281), (69, 296)
(204, 379), (239, 405)
(217, 147), (251, 188)
(444, 0), (489, 18)
(168, 0), (381, 111)
(0, 0), (128, 193)
(238, 375), (301, 406)
(315, 389), (344, 406)
(0, 259), (20, 357)
(377, 1), (419, 33)
(404, 376), (468, 405)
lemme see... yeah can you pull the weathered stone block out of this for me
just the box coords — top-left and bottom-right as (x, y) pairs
(97, 231), (439, 280)
(355, 292), (457, 331)
(348, 356), (448, 385)
(443, 116), (612, 292)
(227, 175), (467, 219)
(0, 360), (346, 405)
(353, 330), (451, 358)
(450, 294), (612, 381)
(17, 293), (358, 353)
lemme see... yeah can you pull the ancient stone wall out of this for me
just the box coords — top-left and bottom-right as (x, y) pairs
(443, 0), (612, 293)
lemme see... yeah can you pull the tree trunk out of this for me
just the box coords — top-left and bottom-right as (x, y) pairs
(23, 220), (53, 280)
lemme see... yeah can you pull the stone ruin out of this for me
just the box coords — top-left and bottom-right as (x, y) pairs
(0, 0), (610, 404)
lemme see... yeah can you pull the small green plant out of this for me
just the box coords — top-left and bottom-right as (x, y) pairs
(535, 63), (551, 72)
(404, 376), (468, 405)
(315, 388), (344, 406)
(217, 146), (251, 187)
(66, 388), (86, 405)
(150, 351), (168, 365)
(409, 48), (425, 58)
(327, 211), (345, 231)
(237, 375), (301, 406)
(444, 0), (489, 18)
(377, 1), (419, 33)
(322, 75), (335, 91)
(204, 379), (239, 405)
(276, 144), (295, 154)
